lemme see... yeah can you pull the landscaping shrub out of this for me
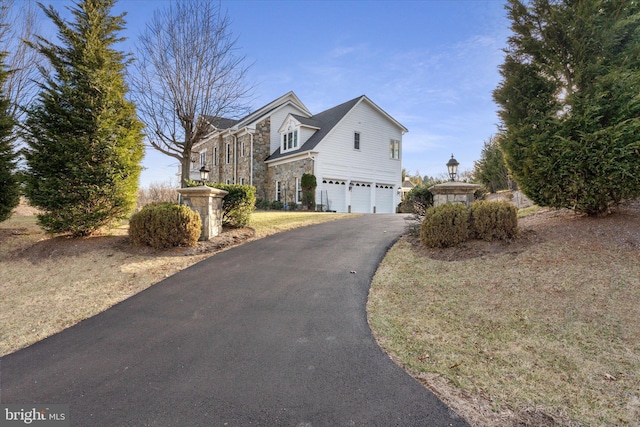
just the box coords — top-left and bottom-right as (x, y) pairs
(301, 173), (317, 210)
(206, 183), (256, 227)
(255, 198), (270, 210)
(470, 200), (518, 241)
(270, 200), (284, 210)
(129, 203), (201, 249)
(420, 203), (469, 248)
(186, 181), (256, 226)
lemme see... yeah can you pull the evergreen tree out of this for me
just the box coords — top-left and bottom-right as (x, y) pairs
(474, 135), (510, 193)
(23, 0), (144, 236)
(0, 46), (19, 222)
(494, 0), (640, 216)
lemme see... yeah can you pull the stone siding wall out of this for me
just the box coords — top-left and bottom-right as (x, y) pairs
(266, 159), (314, 205)
(251, 118), (271, 199)
(190, 117), (273, 196)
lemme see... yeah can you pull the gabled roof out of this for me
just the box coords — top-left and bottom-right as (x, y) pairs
(233, 91), (311, 130)
(267, 96), (362, 162)
(266, 94), (407, 162)
(202, 116), (239, 130)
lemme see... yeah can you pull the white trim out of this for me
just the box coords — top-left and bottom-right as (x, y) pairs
(265, 151), (319, 167)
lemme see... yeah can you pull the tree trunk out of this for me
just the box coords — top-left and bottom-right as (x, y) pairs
(181, 157), (191, 188)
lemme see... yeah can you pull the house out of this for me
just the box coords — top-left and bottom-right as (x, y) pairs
(190, 91), (407, 213)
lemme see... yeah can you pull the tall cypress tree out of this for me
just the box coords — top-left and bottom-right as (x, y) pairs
(23, 0), (144, 236)
(494, 0), (640, 216)
(0, 46), (19, 222)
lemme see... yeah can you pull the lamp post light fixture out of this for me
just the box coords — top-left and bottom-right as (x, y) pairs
(446, 154), (459, 182)
(199, 165), (210, 184)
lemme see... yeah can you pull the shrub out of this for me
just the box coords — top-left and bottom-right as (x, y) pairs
(129, 203), (201, 249)
(206, 183), (256, 227)
(186, 181), (256, 226)
(270, 200), (284, 210)
(301, 173), (317, 210)
(255, 198), (270, 210)
(420, 203), (469, 248)
(470, 200), (518, 241)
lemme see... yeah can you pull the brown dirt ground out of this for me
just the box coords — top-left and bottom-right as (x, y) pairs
(401, 199), (640, 426)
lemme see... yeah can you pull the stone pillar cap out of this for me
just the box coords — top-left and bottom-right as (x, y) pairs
(428, 182), (482, 195)
(177, 185), (228, 197)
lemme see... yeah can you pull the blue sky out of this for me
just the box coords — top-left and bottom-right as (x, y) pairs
(45, 0), (511, 187)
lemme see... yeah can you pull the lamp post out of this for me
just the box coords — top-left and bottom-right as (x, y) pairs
(446, 154), (459, 182)
(199, 165), (210, 185)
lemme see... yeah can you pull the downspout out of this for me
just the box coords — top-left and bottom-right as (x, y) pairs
(233, 134), (238, 184)
(249, 129), (255, 187)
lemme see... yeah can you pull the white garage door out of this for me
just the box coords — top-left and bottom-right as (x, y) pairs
(375, 184), (395, 213)
(322, 179), (346, 212)
(351, 182), (372, 213)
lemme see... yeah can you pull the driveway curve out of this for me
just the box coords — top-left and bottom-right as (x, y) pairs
(1, 214), (468, 426)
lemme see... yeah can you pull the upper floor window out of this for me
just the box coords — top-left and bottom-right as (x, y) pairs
(282, 129), (298, 152)
(213, 147), (218, 166)
(200, 151), (207, 167)
(390, 139), (400, 159)
(241, 141), (245, 157)
(226, 143), (231, 164)
(354, 132), (360, 150)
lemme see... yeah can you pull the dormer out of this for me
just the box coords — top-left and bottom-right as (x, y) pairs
(279, 116), (300, 153)
(277, 113), (321, 154)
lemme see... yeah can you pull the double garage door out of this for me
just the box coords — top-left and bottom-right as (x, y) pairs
(322, 180), (395, 213)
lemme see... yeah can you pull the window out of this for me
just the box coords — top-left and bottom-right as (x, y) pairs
(296, 177), (302, 203)
(199, 151), (207, 167)
(226, 178), (230, 184)
(354, 132), (360, 150)
(390, 139), (400, 159)
(282, 130), (298, 152)
(240, 177), (245, 185)
(226, 143), (231, 164)
(241, 141), (245, 158)
(213, 147), (218, 166)
(276, 181), (281, 202)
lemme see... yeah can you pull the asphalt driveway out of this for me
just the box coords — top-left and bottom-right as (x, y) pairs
(1, 214), (469, 426)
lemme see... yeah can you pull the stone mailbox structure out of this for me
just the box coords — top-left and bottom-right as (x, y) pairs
(429, 181), (482, 208)
(177, 186), (228, 241)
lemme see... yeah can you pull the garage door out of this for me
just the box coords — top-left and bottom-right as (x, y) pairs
(375, 184), (395, 213)
(351, 182), (372, 213)
(322, 179), (346, 212)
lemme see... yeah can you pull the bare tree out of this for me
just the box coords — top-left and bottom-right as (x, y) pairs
(0, 0), (41, 122)
(132, 0), (253, 187)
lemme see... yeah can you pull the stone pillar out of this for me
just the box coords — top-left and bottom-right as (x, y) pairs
(177, 186), (228, 241)
(429, 182), (482, 208)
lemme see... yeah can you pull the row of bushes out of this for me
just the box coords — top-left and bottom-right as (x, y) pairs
(255, 199), (300, 211)
(420, 200), (517, 248)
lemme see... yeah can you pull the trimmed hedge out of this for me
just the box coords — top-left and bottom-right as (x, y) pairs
(129, 202), (201, 249)
(420, 203), (469, 248)
(206, 183), (256, 227)
(470, 200), (518, 241)
(186, 181), (256, 226)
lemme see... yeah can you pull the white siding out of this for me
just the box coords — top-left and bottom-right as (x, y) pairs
(314, 99), (403, 212)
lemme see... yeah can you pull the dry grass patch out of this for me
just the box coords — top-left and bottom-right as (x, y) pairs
(250, 211), (355, 238)
(1, 207), (353, 356)
(368, 203), (640, 426)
